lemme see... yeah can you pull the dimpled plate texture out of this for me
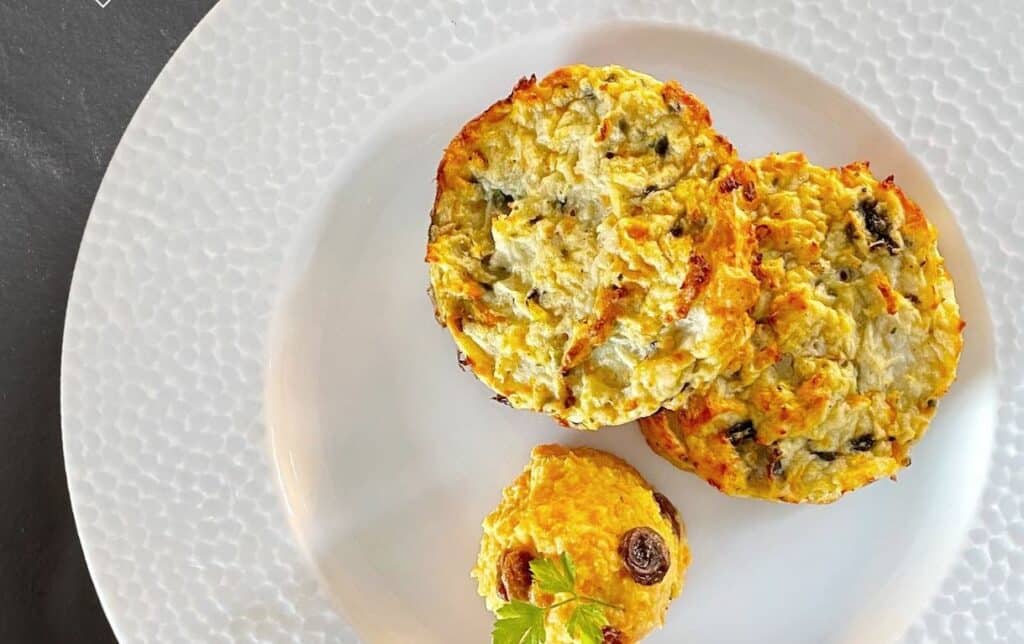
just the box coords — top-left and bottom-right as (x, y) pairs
(61, 1), (1023, 642)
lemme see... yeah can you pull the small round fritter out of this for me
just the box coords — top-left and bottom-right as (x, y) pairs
(427, 65), (758, 429)
(640, 153), (964, 503)
(473, 445), (688, 643)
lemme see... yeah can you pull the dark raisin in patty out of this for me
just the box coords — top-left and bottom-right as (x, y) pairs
(619, 527), (670, 585)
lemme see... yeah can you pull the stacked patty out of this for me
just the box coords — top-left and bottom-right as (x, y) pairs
(427, 65), (759, 430)
(639, 152), (964, 503)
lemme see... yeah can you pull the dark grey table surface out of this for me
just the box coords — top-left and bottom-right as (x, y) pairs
(1, 2), (217, 641)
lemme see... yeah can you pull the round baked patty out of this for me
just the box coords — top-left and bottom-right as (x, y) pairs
(640, 152), (964, 503)
(473, 445), (688, 643)
(427, 65), (757, 429)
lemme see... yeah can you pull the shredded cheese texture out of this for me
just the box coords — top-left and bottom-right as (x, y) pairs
(641, 153), (964, 503)
(427, 65), (757, 428)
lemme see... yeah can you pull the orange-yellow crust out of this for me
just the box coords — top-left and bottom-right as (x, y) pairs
(427, 65), (757, 429)
(473, 445), (689, 642)
(640, 153), (964, 503)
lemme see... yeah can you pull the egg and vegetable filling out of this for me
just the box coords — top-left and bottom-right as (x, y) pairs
(640, 153), (963, 503)
(428, 65), (758, 429)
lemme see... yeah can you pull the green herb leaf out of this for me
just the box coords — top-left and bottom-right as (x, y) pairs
(567, 602), (610, 644)
(492, 600), (546, 644)
(559, 552), (576, 588)
(493, 552), (617, 644)
(530, 553), (575, 595)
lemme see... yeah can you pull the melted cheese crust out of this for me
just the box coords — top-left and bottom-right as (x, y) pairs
(472, 445), (688, 642)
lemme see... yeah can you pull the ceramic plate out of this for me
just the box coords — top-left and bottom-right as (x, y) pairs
(62, 2), (1022, 643)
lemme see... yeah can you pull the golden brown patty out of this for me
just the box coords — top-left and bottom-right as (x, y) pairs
(473, 445), (688, 643)
(427, 65), (758, 429)
(640, 153), (964, 503)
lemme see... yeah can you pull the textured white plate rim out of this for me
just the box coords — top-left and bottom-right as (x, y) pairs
(60, 2), (1022, 643)
(60, 2), (235, 642)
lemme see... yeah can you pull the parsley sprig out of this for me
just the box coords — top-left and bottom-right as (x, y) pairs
(492, 552), (622, 644)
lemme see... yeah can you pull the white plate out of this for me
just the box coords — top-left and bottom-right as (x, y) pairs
(62, 2), (1022, 643)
